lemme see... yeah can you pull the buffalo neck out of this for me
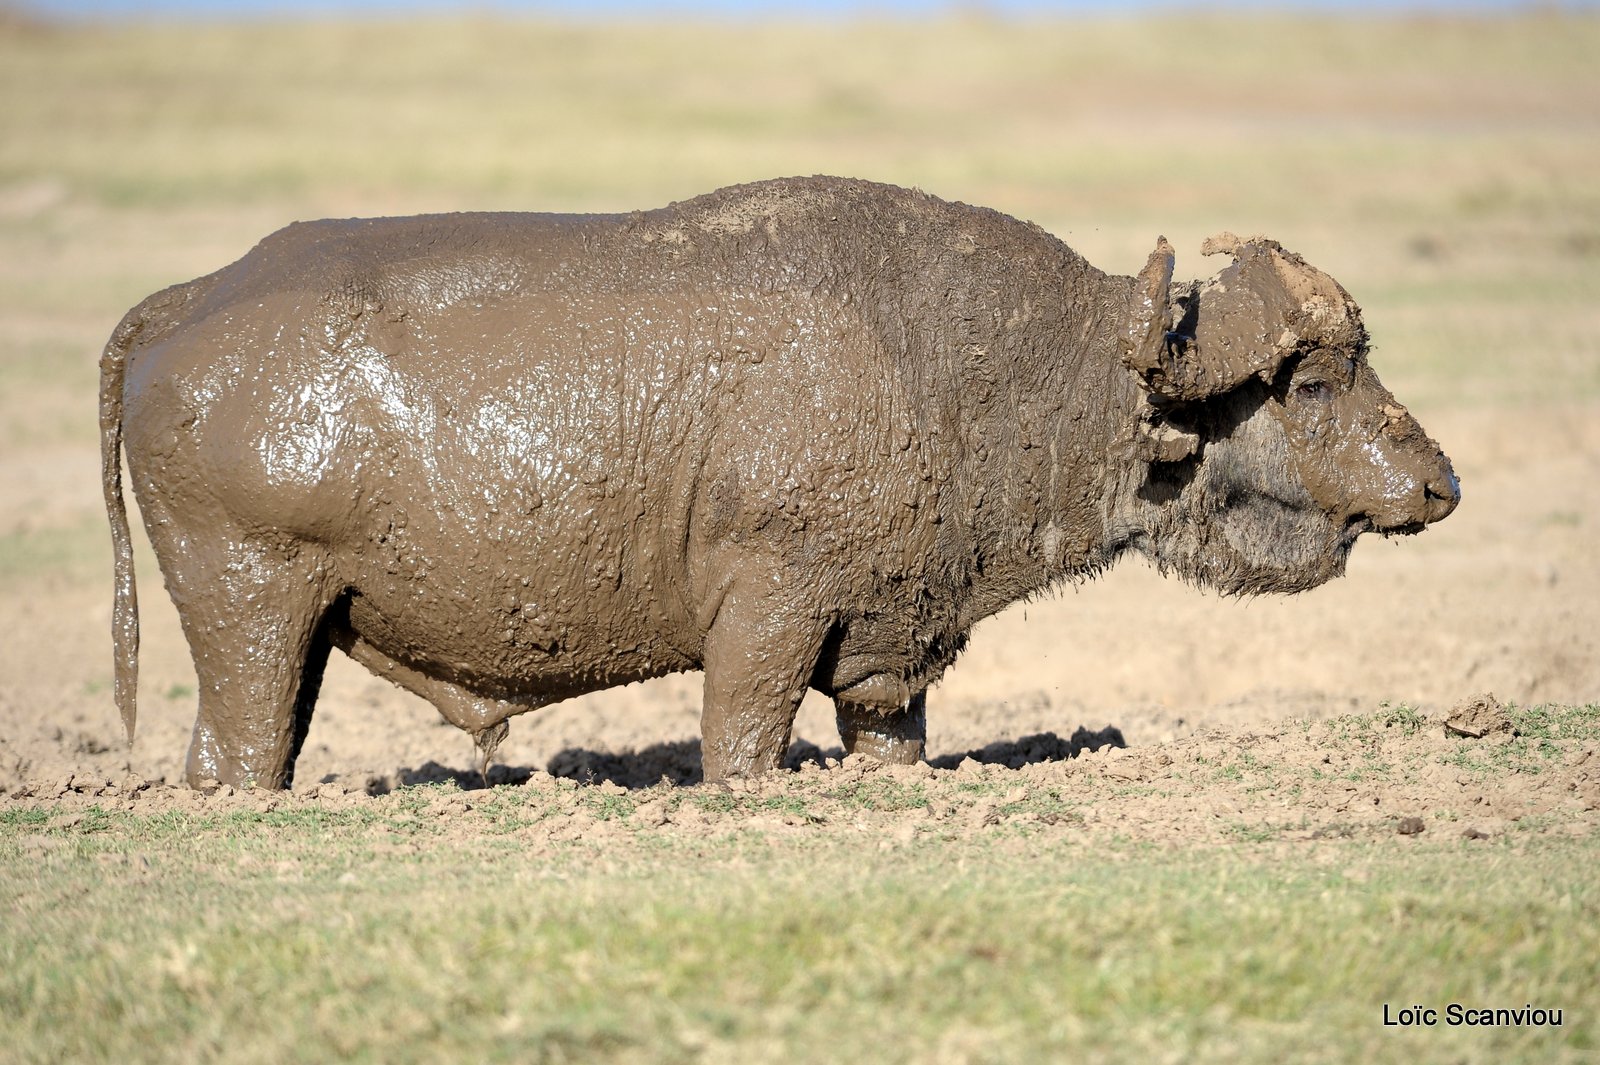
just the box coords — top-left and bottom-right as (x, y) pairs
(935, 266), (1142, 625)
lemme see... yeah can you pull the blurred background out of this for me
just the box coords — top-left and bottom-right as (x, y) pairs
(20, 0), (1592, 17)
(1, 0), (1596, 786)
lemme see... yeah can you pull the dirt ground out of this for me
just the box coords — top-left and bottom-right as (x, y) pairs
(1, 12), (1597, 847)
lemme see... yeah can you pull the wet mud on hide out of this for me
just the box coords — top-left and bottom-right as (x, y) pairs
(97, 177), (1458, 788)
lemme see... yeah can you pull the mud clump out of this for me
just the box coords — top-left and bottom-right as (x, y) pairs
(1445, 693), (1512, 738)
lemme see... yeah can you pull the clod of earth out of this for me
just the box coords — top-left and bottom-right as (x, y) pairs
(1446, 693), (1512, 738)
(98, 176), (1460, 789)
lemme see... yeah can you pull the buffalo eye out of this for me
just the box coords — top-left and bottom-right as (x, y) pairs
(1295, 380), (1332, 403)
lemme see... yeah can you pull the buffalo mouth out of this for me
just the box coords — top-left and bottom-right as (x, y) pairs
(1340, 515), (1372, 548)
(1341, 514), (1426, 549)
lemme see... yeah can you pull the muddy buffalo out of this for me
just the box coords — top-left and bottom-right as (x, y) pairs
(100, 176), (1458, 788)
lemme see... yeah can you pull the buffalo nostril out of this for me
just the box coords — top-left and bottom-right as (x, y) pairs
(1424, 468), (1461, 522)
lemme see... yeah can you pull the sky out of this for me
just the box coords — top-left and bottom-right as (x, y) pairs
(13, 0), (1585, 21)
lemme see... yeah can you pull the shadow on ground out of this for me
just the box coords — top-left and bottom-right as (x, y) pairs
(360, 724), (1126, 793)
(923, 725), (1126, 770)
(355, 761), (541, 793)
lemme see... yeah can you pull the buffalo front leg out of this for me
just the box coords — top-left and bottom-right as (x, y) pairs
(836, 690), (927, 765)
(699, 574), (831, 783)
(161, 536), (338, 790)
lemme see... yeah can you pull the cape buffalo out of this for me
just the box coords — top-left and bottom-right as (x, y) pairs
(100, 176), (1458, 787)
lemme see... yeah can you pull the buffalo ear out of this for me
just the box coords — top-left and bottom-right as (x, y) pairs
(1129, 234), (1353, 403)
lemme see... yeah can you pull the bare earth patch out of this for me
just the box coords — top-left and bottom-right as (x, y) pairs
(7, 702), (1595, 851)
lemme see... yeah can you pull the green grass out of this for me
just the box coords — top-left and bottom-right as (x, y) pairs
(1512, 704), (1600, 742)
(2, 797), (1595, 1064)
(0, 335), (102, 447)
(0, 515), (109, 586)
(1444, 736), (1569, 779)
(1380, 703), (1428, 735)
(2, 708), (1594, 1061)
(0, 510), (162, 591)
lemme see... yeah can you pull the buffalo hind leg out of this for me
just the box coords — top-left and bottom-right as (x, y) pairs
(167, 538), (338, 790)
(283, 609), (338, 789)
(699, 572), (831, 783)
(836, 690), (926, 765)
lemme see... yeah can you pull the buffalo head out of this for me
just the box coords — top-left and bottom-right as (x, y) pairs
(1115, 234), (1459, 594)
